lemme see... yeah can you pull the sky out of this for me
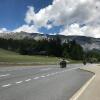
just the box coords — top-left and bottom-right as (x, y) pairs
(0, 0), (100, 38)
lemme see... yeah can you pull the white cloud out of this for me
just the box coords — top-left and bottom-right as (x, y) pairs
(13, 24), (38, 33)
(25, 5), (52, 28)
(25, 0), (100, 27)
(59, 23), (85, 36)
(47, 24), (52, 29)
(82, 25), (100, 38)
(24, 0), (100, 38)
(0, 28), (9, 33)
(59, 23), (100, 38)
(24, 6), (35, 24)
(1, 0), (100, 38)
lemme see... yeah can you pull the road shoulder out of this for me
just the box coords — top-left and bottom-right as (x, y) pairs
(70, 65), (100, 100)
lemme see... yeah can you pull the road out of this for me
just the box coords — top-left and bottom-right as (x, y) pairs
(0, 64), (96, 100)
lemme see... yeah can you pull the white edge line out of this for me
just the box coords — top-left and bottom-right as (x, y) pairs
(70, 74), (96, 100)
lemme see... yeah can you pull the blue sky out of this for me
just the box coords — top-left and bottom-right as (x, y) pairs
(0, 0), (100, 38)
(0, 0), (52, 30)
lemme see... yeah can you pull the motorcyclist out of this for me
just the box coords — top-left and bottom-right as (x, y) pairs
(60, 59), (67, 68)
(83, 60), (86, 65)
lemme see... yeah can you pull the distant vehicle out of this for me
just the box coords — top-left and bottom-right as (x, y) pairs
(60, 59), (67, 68)
(83, 60), (86, 65)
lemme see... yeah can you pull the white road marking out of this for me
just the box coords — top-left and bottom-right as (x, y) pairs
(25, 79), (31, 82)
(34, 77), (39, 80)
(16, 81), (23, 84)
(44, 68), (79, 77)
(2, 84), (12, 87)
(52, 73), (57, 75)
(50, 73), (55, 76)
(0, 67), (79, 88)
(55, 72), (59, 74)
(41, 76), (45, 78)
(62, 70), (66, 73)
(46, 74), (50, 76)
(37, 68), (76, 79)
(49, 73), (55, 76)
(65, 67), (79, 72)
(0, 74), (10, 77)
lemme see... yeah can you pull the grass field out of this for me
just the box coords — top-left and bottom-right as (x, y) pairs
(0, 49), (60, 65)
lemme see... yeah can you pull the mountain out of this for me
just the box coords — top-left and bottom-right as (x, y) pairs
(59, 35), (100, 51)
(0, 32), (100, 51)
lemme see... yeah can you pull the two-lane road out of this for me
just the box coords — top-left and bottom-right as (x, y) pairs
(0, 64), (96, 100)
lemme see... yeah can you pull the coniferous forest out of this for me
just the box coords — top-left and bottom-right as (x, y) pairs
(0, 37), (100, 62)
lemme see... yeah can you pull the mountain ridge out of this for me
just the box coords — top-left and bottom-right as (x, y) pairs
(0, 32), (100, 50)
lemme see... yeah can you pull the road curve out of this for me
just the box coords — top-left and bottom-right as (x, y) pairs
(0, 64), (95, 100)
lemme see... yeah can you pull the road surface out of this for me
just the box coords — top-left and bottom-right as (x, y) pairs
(0, 64), (95, 100)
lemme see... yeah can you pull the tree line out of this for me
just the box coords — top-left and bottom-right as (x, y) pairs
(0, 37), (100, 61)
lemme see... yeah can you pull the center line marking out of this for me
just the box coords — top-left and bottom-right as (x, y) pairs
(46, 74), (50, 76)
(51, 73), (56, 75)
(0, 74), (10, 77)
(16, 81), (23, 84)
(25, 79), (31, 82)
(55, 72), (58, 74)
(2, 84), (11, 87)
(41, 76), (45, 78)
(34, 77), (39, 79)
(49, 73), (54, 76)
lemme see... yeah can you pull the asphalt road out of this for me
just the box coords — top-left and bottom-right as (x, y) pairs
(0, 64), (95, 100)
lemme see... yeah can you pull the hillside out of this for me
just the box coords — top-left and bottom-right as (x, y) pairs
(0, 32), (100, 50)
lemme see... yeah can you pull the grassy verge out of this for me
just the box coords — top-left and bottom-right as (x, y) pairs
(0, 48), (82, 66)
(0, 49), (60, 66)
(69, 59), (82, 64)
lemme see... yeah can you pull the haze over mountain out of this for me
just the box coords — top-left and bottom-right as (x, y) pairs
(0, 32), (100, 51)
